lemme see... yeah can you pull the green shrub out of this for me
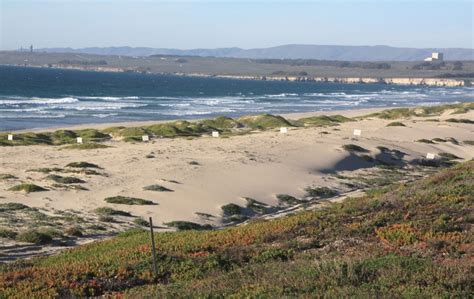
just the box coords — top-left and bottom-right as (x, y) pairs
(46, 175), (85, 184)
(445, 118), (474, 124)
(387, 121), (406, 127)
(8, 183), (47, 193)
(417, 139), (435, 144)
(104, 196), (155, 205)
(61, 143), (111, 150)
(0, 229), (18, 239)
(64, 227), (83, 237)
(94, 207), (132, 217)
(305, 186), (338, 198)
(276, 194), (301, 205)
(133, 217), (150, 227)
(143, 184), (173, 192)
(0, 202), (30, 212)
(16, 230), (53, 244)
(342, 144), (369, 153)
(66, 162), (101, 169)
(164, 221), (212, 231)
(221, 203), (243, 216)
(0, 174), (17, 180)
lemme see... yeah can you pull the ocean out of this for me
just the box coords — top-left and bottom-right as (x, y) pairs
(0, 65), (473, 131)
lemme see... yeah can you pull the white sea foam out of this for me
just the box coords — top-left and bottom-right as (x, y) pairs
(0, 97), (79, 105)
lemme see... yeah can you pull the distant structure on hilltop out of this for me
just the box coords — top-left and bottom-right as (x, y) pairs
(424, 52), (443, 62)
(30, 45), (33, 53)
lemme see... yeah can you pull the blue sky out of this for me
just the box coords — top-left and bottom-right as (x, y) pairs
(1, 0), (472, 50)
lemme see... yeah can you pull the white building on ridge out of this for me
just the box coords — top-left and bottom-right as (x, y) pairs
(424, 52), (444, 62)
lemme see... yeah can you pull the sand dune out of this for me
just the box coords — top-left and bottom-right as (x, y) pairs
(0, 106), (472, 262)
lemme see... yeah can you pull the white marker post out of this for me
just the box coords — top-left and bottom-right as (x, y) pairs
(76, 137), (83, 144)
(353, 129), (362, 137)
(280, 127), (288, 134)
(426, 153), (436, 160)
(7, 134), (13, 141)
(142, 135), (150, 142)
(212, 131), (219, 138)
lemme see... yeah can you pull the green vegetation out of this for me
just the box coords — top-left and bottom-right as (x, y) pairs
(94, 207), (132, 217)
(445, 118), (474, 124)
(8, 183), (48, 193)
(221, 203), (243, 216)
(297, 115), (352, 127)
(342, 144), (369, 153)
(5, 103), (466, 147)
(244, 198), (269, 214)
(65, 161), (101, 169)
(64, 227), (83, 237)
(0, 174), (17, 180)
(61, 143), (111, 150)
(133, 217), (150, 227)
(164, 221), (213, 231)
(386, 121), (406, 127)
(417, 139), (435, 144)
(104, 196), (155, 205)
(46, 175), (86, 184)
(0, 129), (110, 146)
(238, 114), (292, 130)
(0, 229), (17, 239)
(0, 161), (472, 297)
(304, 186), (338, 198)
(143, 184), (173, 192)
(15, 230), (53, 244)
(361, 103), (473, 120)
(464, 140), (474, 145)
(276, 194), (301, 205)
(0, 202), (29, 212)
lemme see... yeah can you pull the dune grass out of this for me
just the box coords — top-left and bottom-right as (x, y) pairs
(164, 221), (213, 231)
(104, 196), (155, 205)
(143, 184), (173, 192)
(0, 174), (17, 180)
(94, 207), (132, 217)
(15, 230), (53, 244)
(342, 144), (369, 153)
(61, 143), (111, 150)
(8, 183), (48, 193)
(46, 175), (86, 184)
(0, 161), (472, 297)
(386, 121), (406, 127)
(65, 161), (101, 169)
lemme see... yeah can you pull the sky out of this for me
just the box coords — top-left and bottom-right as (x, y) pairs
(0, 0), (473, 50)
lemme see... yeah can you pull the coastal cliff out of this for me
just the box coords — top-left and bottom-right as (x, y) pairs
(6, 63), (473, 87)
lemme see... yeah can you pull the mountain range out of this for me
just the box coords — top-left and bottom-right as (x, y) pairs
(36, 44), (474, 61)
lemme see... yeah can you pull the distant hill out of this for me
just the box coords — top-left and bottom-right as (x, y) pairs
(36, 44), (474, 61)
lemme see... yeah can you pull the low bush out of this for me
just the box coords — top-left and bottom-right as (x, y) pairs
(8, 183), (47, 193)
(104, 196), (155, 205)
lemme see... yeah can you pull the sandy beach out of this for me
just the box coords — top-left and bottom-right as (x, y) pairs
(0, 106), (473, 262)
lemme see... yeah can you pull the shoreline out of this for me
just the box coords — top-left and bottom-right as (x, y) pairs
(2, 63), (473, 87)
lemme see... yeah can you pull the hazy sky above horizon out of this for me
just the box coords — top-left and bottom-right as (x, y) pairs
(1, 0), (472, 50)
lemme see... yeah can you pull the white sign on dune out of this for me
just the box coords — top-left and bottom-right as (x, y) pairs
(7, 134), (13, 141)
(76, 137), (83, 144)
(212, 131), (219, 138)
(280, 127), (288, 134)
(353, 129), (362, 136)
(426, 153), (436, 160)
(142, 135), (150, 142)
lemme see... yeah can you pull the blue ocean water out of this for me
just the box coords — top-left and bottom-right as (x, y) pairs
(0, 65), (473, 131)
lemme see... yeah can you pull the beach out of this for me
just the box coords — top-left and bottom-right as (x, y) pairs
(0, 104), (473, 262)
